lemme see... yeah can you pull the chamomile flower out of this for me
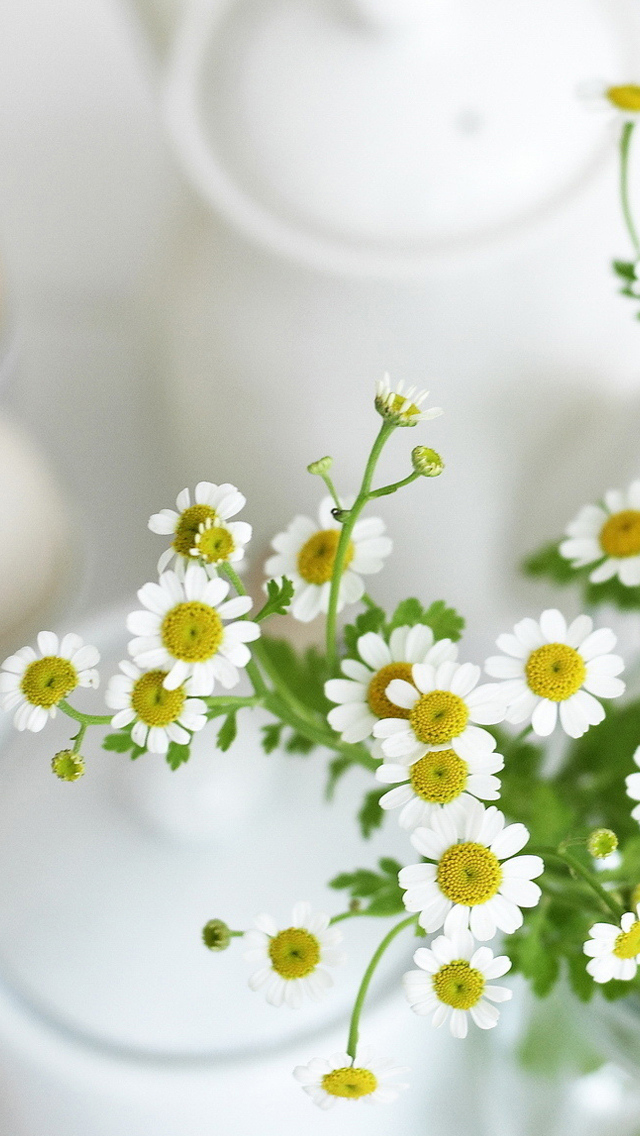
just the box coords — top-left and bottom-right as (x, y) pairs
(403, 919), (512, 1038)
(0, 632), (100, 733)
(626, 747), (640, 824)
(484, 609), (625, 739)
(126, 564), (260, 696)
(325, 625), (458, 745)
(375, 373), (443, 427)
(265, 497), (392, 623)
(293, 1047), (409, 1109)
(584, 906), (640, 983)
(148, 482), (249, 578)
(399, 797), (544, 940)
(243, 902), (346, 1009)
(578, 79), (640, 122)
(559, 481), (640, 587)
(376, 740), (503, 831)
(105, 660), (207, 754)
(373, 660), (506, 764)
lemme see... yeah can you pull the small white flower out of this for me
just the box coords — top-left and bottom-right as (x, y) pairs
(403, 915), (512, 1038)
(375, 373), (443, 427)
(105, 660), (207, 754)
(377, 741), (503, 832)
(578, 79), (640, 123)
(293, 1047), (409, 1109)
(399, 797), (544, 940)
(373, 660), (506, 764)
(584, 905), (640, 983)
(626, 746), (640, 824)
(325, 625), (458, 745)
(126, 564), (260, 696)
(265, 497), (392, 623)
(0, 632), (100, 733)
(243, 902), (346, 1009)
(485, 609), (625, 739)
(148, 482), (250, 578)
(560, 481), (640, 587)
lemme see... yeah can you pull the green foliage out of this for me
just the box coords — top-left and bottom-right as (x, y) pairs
(217, 713), (237, 752)
(613, 258), (637, 284)
(343, 605), (386, 658)
(387, 598), (464, 642)
(261, 722), (283, 754)
(256, 577), (295, 621)
(329, 858), (405, 917)
(522, 540), (640, 609)
(284, 731), (315, 755)
(357, 788), (386, 839)
(166, 741), (191, 770)
(325, 754), (351, 799)
(102, 729), (145, 761)
(260, 637), (332, 717)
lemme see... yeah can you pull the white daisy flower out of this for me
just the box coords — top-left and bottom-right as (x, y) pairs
(325, 625), (458, 745)
(578, 79), (640, 123)
(403, 916), (512, 1038)
(372, 660), (506, 764)
(265, 496), (392, 623)
(559, 481), (640, 587)
(374, 373), (443, 427)
(105, 660), (207, 754)
(126, 564), (260, 696)
(399, 797), (544, 940)
(484, 609), (625, 740)
(148, 482), (250, 578)
(293, 1047), (409, 1109)
(584, 905), (640, 983)
(0, 632), (100, 733)
(626, 746), (640, 824)
(243, 902), (346, 1009)
(376, 740), (504, 832)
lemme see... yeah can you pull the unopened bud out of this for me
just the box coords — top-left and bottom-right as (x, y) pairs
(51, 750), (85, 782)
(411, 446), (444, 478)
(202, 918), (232, 951)
(587, 828), (618, 859)
(307, 456), (333, 476)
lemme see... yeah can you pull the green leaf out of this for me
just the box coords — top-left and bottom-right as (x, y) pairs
(522, 540), (640, 610)
(256, 577), (295, 621)
(613, 259), (637, 282)
(325, 754), (351, 799)
(378, 857), (403, 876)
(166, 741), (191, 770)
(217, 712), (237, 752)
(565, 952), (595, 1003)
(343, 605), (386, 658)
(522, 541), (576, 584)
(285, 731), (316, 755)
(387, 598), (464, 642)
(102, 732), (135, 753)
(357, 788), (386, 839)
(328, 858), (404, 916)
(261, 722), (283, 754)
(260, 637), (332, 716)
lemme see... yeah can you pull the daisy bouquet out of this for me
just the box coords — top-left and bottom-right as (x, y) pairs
(4, 369), (640, 1111)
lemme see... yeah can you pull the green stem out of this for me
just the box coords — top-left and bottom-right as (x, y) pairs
(205, 695), (263, 717)
(532, 846), (625, 921)
(320, 472), (341, 510)
(219, 563), (270, 698)
(346, 913), (417, 1060)
(620, 122), (640, 256)
(265, 693), (377, 772)
(326, 422), (394, 672)
(59, 700), (112, 726)
(368, 471), (420, 499)
(330, 909), (368, 926)
(361, 593), (378, 610)
(72, 722), (88, 754)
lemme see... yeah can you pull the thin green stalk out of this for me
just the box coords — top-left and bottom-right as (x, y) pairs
(326, 422), (394, 672)
(532, 845), (625, 921)
(72, 722), (88, 754)
(330, 909), (368, 925)
(368, 471), (420, 499)
(58, 700), (112, 726)
(265, 693), (377, 773)
(361, 593), (378, 610)
(219, 563), (269, 698)
(319, 472), (341, 510)
(346, 913), (417, 1060)
(620, 122), (640, 256)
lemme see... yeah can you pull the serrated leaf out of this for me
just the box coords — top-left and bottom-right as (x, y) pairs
(285, 731), (315, 755)
(387, 597), (464, 642)
(358, 788), (386, 839)
(166, 741), (191, 770)
(217, 712), (237, 752)
(325, 754), (351, 800)
(329, 862), (404, 916)
(343, 605), (387, 658)
(102, 732), (134, 753)
(613, 259), (637, 282)
(260, 637), (332, 716)
(256, 577), (295, 621)
(261, 722), (283, 754)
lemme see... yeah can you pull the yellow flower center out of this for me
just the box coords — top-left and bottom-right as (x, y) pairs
(524, 643), (586, 701)
(321, 1067), (378, 1099)
(131, 670), (186, 727)
(614, 920), (640, 960)
(21, 656), (78, 708)
(172, 504), (217, 557)
(607, 85), (640, 112)
(297, 530), (354, 586)
(433, 960), (485, 1009)
(267, 927), (321, 979)
(409, 749), (469, 804)
(437, 842), (502, 906)
(367, 662), (414, 719)
(599, 510), (640, 558)
(390, 393), (420, 418)
(161, 601), (224, 662)
(409, 690), (469, 746)
(194, 524), (235, 564)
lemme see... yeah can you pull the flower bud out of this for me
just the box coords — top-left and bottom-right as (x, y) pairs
(307, 456), (333, 476)
(51, 749), (85, 782)
(587, 828), (618, 859)
(202, 918), (232, 951)
(411, 446), (444, 478)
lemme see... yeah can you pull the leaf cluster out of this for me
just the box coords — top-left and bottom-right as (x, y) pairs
(329, 858), (405, 916)
(342, 597), (464, 660)
(522, 540), (640, 610)
(102, 727), (193, 769)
